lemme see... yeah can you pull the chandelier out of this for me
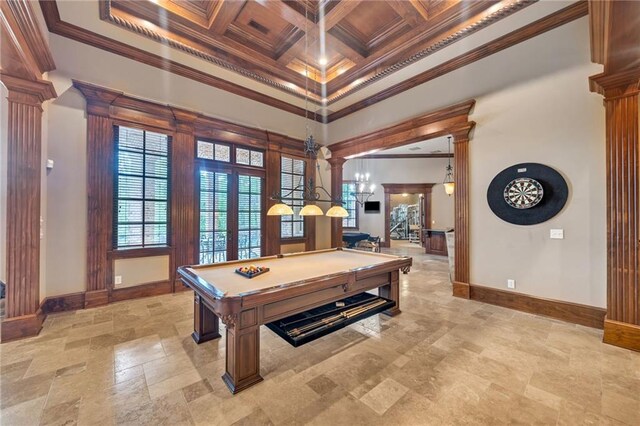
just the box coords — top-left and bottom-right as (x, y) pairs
(267, 2), (348, 218)
(443, 136), (455, 196)
(351, 172), (376, 206)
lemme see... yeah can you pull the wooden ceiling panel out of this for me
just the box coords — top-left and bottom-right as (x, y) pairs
(97, 0), (534, 102)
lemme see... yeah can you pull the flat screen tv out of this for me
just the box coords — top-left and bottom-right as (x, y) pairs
(364, 201), (380, 213)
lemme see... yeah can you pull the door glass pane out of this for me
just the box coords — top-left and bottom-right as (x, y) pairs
(199, 170), (229, 264)
(237, 174), (262, 260)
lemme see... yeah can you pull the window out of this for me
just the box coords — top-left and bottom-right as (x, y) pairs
(236, 147), (264, 167)
(237, 174), (262, 259)
(342, 182), (358, 229)
(114, 126), (170, 248)
(196, 140), (230, 162)
(280, 156), (305, 239)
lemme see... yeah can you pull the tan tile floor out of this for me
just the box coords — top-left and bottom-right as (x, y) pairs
(1, 248), (639, 425)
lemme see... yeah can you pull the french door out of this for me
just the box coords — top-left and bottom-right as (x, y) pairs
(198, 167), (264, 263)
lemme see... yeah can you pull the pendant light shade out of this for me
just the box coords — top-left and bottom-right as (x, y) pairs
(325, 205), (349, 218)
(443, 182), (455, 196)
(299, 204), (323, 216)
(267, 203), (294, 216)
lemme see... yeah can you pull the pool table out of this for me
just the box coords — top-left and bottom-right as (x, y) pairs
(177, 248), (412, 394)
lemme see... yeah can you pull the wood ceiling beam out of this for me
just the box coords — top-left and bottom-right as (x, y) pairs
(407, 0), (430, 21)
(322, 0), (362, 30)
(210, 0), (245, 34)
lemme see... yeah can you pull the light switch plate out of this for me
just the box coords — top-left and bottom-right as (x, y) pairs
(114, 275), (122, 285)
(550, 229), (564, 239)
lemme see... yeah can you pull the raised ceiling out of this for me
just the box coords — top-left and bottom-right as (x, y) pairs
(100, 0), (530, 103)
(39, 0), (588, 121)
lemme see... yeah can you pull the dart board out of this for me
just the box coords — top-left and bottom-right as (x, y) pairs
(487, 163), (568, 225)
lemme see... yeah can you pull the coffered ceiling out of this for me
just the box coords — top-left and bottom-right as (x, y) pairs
(39, 0), (588, 121)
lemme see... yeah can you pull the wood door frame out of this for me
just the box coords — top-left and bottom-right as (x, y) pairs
(382, 183), (435, 248)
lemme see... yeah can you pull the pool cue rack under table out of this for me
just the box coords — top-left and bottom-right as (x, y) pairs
(266, 292), (395, 347)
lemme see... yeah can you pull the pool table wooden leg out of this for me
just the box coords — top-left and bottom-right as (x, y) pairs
(380, 270), (401, 316)
(192, 294), (221, 343)
(221, 313), (263, 394)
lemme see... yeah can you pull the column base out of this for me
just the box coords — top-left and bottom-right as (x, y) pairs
(1, 311), (45, 342)
(603, 318), (640, 352)
(221, 372), (263, 394)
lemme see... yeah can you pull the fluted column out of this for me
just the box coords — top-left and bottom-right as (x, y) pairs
(73, 82), (121, 308)
(591, 70), (640, 350)
(328, 157), (346, 248)
(0, 74), (56, 341)
(452, 135), (470, 298)
(171, 109), (198, 288)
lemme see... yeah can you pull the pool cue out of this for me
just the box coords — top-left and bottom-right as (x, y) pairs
(291, 300), (388, 339)
(288, 299), (387, 337)
(279, 298), (376, 329)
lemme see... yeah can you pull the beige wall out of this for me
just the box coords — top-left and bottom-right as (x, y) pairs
(44, 74), (88, 297)
(343, 158), (455, 240)
(114, 256), (170, 289)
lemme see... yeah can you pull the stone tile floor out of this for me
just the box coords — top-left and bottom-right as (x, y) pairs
(1, 248), (639, 425)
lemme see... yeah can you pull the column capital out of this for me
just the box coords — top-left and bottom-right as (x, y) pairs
(0, 73), (56, 106)
(171, 107), (198, 133)
(450, 121), (475, 144)
(327, 156), (346, 168)
(72, 79), (121, 117)
(589, 68), (640, 99)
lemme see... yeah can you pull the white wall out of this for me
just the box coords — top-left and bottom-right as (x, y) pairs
(344, 158), (455, 240)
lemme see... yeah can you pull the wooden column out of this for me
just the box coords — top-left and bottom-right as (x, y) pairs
(304, 158), (317, 251)
(591, 70), (640, 351)
(264, 145), (281, 255)
(171, 108), (198, 289)
(73, 82), (121, 308)
(328, 157), (346, 248)
(452, 134), (471, 298)
(0, 75), (56, 341)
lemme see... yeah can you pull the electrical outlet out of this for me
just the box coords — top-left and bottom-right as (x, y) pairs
(114, 275), (122, 285)
(550, 229), (564, 239)
(507, 279), (515, 289)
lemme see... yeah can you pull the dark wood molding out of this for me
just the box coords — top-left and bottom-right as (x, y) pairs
(0, 311), (45, 343)
(38, 1), (317, 121)
(0, 0), (55, 80)
(382, 183), (434, 248)
(85, 289), (109, 309)
(325, 1), (588, 122)
(1, 74), (53, 326)
(452, 281), (470, 299)
(110, 280), (173, 303)
(328, 100), (475, 159)
(40, 292), (86, 315)
(453, 136), (470, 288)
(328, 157), (346, 248)
(469, 284), (607, 330)
(359, 153), (453, 160)
(603, 318), (640, 352)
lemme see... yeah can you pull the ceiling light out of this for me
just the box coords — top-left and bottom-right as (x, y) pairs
(443, 136), (455, 196)
(326, 205), (349, 218)
(299, 204), (323, 216)
(267, 203), (294, 216)
(318, 57), (328, 66)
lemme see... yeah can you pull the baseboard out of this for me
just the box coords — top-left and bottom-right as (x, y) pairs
(456, 283), (606, 329)
(41, 292), (86, 314)
(85, 289), (109, 308)
(1, 310), (45, 342)
(452, 281), (470, 299)
(110, 280), (172, 302)
(174, 279), (190, 292)
(603, 318), (640, 352)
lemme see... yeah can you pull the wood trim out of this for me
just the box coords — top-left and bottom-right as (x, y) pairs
(108, 247), (173, 260)
(329, 157), (346, 248)
(382, 184), (434, 248)
(38, 1), (318, 121)
(603, 318), (640, 352)
(453, 136), (470, 287)
(264, 147), (281, 256)
(304, 158), (317, 252)
(110, 280), (173, 303)
(325, 1), (589, 123)
(0, 311), (45, 343)
(328, 100), (475, 159)
(452, 281), (470, 299)
(359, 153), (453, 160)
(588, 0), (608, 65)
(469, 284), (607, 330)
(40, 292), (86, 315)
(0, 0), (55, 79)
(85, 289), (109, 309)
